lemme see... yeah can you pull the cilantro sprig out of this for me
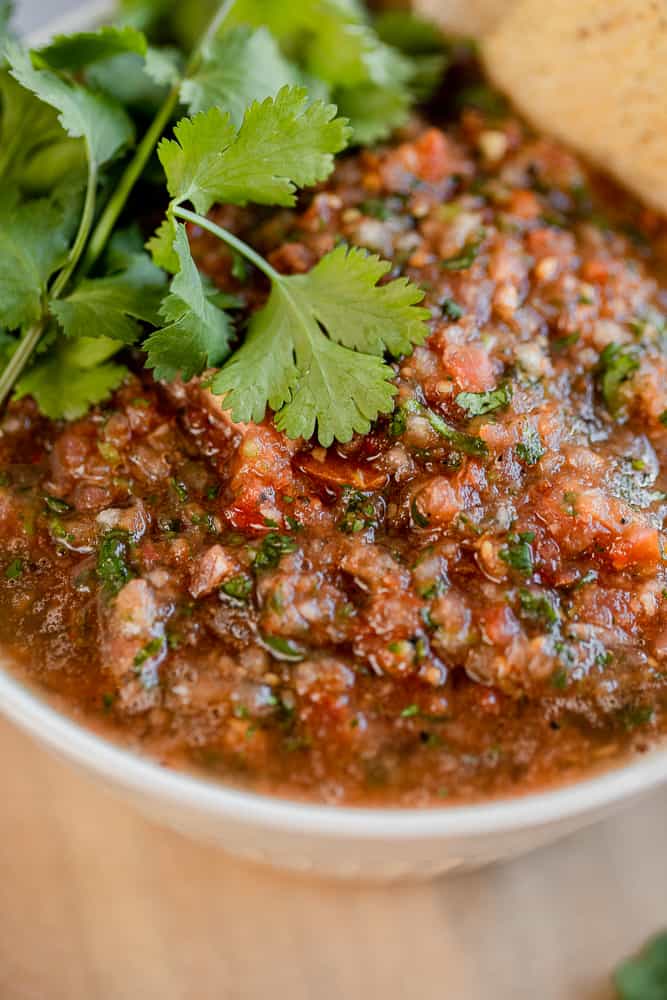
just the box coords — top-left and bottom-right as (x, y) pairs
(145, 86), (429, 444)
(0, 0), (443, 445)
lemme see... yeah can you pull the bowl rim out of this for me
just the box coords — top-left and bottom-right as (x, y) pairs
(2, 661), (667, 840)
(5, 0), (666, 843)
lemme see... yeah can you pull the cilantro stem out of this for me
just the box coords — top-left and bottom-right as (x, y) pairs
(50, 161), (98, 299)
(173, 205), (282, 283)
(81, 86), (180, 274)
(0, 320), (44, 408)
(0, 160), (98, 406)
(81, 0), (237, 275)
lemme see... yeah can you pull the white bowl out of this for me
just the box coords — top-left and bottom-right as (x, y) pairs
(3, 0), (666, 881)
(2, 659), (667, 879)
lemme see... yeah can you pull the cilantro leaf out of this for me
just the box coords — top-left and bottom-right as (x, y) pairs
(288, 244), (429, 356)
(50, 246), (165, 344)
(210, 272), (399, 446)
(615, 932), (667, 1000)
(159, 86), (350, 212)
(146, 212), (179, 272)
(37, 26), (147, 71)
(14, 334), (127, 420)
(208, 239), (428, 445)
(0, 1), (12, 40)
(374, 10), (449, 101)
(456, 384), (511, 418)
(0, 70), (87, 194)
(181, 26), (299, 127)
(7, 41), (134, 168)
(0, 195), (69, 329)
(86, 48), (180, 111)
(144, 223), (232, 381)
(335, 82), (411, 145)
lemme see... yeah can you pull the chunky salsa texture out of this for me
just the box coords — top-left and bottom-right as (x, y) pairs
(2, 103), (667, 806)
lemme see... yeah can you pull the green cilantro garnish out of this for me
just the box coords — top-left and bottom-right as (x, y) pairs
(96, 529), (134, 597)
(456, 384), (511, 418)
(420, 403), (488, 457)
(169, 477), (189, 502)
(5, 557), (24, 580)
(597, 343), (640, 417)
(615, 931), (667, 999)
(499, 531), (535, 576)
(442, 298), (464, 321)
(400, 704), (419, 718)
(516, 424), (545, 466)
(440, 232), (485, 271)
(518, 587), (559, 628)
(43, 494), (72, 514)
(260, 634), (306, 662)
(411, 497), (430, 528)
(221, 574), (253, 601)
(252, 532), (298, 572)
(0, 0), (444, 446)
(133, 635), (165, 666)
(337, 488), (378, 534)
(618, 704), (654, 731)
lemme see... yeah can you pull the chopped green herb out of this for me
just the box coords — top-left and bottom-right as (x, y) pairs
(499, 531), (535, 576)
(551, 331), (580, 352)
(5, 557), (24, 580)
(420, 403), (488, 456)
(102, 692), (115, 711)
(337, 488), (378, 534)
(221, 574), (253, 602)
(441, 232), (485, 271)
(401, 704), (419, 718)
(389, 405), (408, 437)
(518, 587), (559, 628)
(0, 471), (9, 487)
(96, 529), (133, 597)
(252, 532), (298, 572)
(261, 634), (305, 662)
(359, 198), (389, 220)
(516, 424), (545, 465)
(456, 383), (511, 418)
(563, 490), (578, 516)
(619, 704), (654, 731)
(442, 297), (463, 321)
(133, 636), (165, 667)
(411, 497), (430, 528)
(659, 410), (667, 426)
(42, 494), (72, 514)
(166, 631), (181, 650)
(205, 483), (220, 500)
(170, 478), (189, 502)
(597, 343), (640, 417)
(550, 667), (568, 690)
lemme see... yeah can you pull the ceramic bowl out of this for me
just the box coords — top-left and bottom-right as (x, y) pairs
(2, 1), (665, 881)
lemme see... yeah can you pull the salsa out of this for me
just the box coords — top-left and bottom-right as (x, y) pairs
(2, 105), (667, 806)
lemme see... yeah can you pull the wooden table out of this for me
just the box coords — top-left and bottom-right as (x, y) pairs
(1, 716), (666, 999)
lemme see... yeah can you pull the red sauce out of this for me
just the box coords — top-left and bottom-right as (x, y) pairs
(2, 108), (667, 805)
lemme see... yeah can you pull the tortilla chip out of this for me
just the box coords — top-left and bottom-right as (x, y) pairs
(414, 0), (509, 36)
(482, 0), (667, 215)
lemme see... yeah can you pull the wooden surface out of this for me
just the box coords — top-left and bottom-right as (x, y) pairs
(1, 718), (666, 1000)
